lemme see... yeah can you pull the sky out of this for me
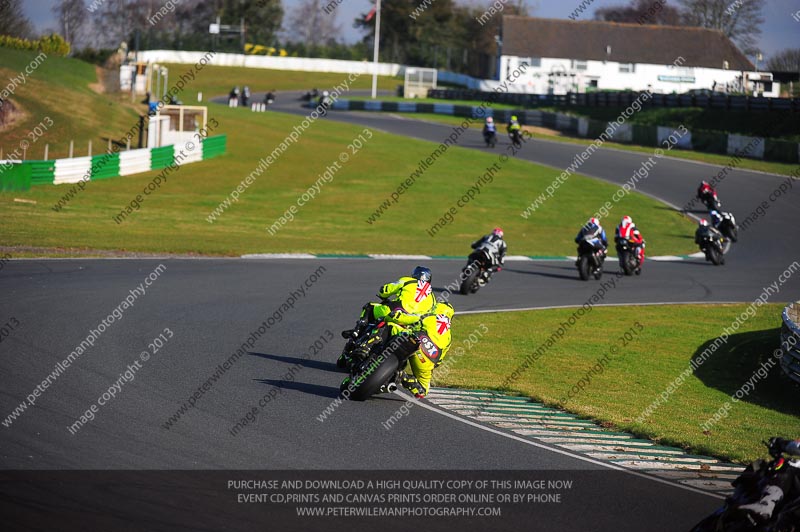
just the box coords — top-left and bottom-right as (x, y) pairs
(22, 0), (800, 61)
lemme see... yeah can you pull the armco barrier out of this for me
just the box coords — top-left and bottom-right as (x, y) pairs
(780, 302), (800, 386)
(1, 135), (226, 192)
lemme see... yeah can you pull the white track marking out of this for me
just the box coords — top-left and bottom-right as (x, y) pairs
(396, 390), (724, 500)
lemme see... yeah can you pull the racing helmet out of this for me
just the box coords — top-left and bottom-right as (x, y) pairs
(621, 216), (632, 226)
(588, 217), (600, 227)
(709, 210), (721, 225)
(322, 90), (330, 97)
(492, 227), (504, 238)
(511, 115), (518, 122)
(411, 266), (432, 283)
(699, 219), (709, 227)
(486, 117), (493, 124)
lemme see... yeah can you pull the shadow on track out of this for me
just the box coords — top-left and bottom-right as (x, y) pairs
(255, 378), (341, 399)
(248, 351), (339, 372)
(503, 265), (592, 282)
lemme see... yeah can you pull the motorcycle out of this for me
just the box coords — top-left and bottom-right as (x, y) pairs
(509, 129), (522, 149)
(576, 236), (606, 281)
(615, 237), (643, 276)
(699, 232), (726, 266)
(483, 129), (497, 148)
(700, 190), (722, 211)
(300, 88), (319, 102)
(459, 247), (499, 295)
(715, 211), (738, 243)
(691, 440), (800, 532)
(339, 323), (428, 401)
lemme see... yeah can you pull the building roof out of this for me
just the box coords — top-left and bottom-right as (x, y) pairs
(502, 16), (754, 71)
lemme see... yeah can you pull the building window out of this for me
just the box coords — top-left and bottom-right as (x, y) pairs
(572, 60), (588, 71)
(518, 57), (541, 68)
(619, 63), (635, 73)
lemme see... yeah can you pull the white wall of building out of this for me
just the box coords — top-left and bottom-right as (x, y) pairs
(497, 55), (778, 97)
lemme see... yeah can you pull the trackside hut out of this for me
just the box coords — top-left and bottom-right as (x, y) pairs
(499, 16), (774, 96)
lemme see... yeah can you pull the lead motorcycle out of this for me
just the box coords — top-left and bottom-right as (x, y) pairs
(691, 439), (800, 531)
(339, 323), (435, 401)
(460, 247), (499, 295)
(576, 236), (606, 281)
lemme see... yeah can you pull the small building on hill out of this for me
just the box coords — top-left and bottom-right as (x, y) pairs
(499, 16), (777, 96)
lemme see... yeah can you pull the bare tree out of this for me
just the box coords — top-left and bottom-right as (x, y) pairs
(677, 0), (764, 55)
(767, 49), (800, 73)
(53, 0), (87, 47)
(595, 0), (682, 25)
(0, 0), (34, 39)
(286, 0), (342, 47)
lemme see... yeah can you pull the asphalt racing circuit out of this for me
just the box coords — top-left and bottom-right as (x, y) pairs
(1, 91), (798, 531)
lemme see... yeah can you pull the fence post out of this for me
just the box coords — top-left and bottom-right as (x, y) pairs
(69, 140), (74, 158)
(44, 144), (48, 160)
(88, 140), (92, 157)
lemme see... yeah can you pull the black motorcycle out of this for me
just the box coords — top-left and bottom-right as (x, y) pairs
(699, 232), (726, 266)
(483, 129), (497, 148)
(509, 129), (522, 149)
(460, 247), (498, 295)
(691, 440), (800, 532)
(576, 236), (606, 281)
(716, 211), (738, 243)
(340, 324), (431, 401)
(615, 237), (643, 276)
(300, 88), (319, 102)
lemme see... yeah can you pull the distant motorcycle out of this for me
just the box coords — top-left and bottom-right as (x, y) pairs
(700, 190), (722, 211)
(691, 439), (800, 531)
(698, 232), (726, 266)
(509, 129), (522, 149)
(615, 237), (643, 276)
(300, 88), (319, 102)
(715, 211), (738, 243)
(576, 236), (606, 281)
(483, 129), (497, 148)
(459, 247), (499, 295)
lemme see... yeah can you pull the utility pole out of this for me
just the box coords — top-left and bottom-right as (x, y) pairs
(371, 0), (381, 99)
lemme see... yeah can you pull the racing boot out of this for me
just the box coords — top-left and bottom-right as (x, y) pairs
(399, 372), (427, 399)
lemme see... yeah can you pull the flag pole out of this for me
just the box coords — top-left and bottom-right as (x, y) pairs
(371, 0), (381, 99)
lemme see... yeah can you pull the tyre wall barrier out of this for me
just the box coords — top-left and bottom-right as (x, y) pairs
(780, 302), (800, 386)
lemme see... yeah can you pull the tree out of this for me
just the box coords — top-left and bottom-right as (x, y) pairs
(53, 0), (87, 48)
(595, 0), (682, 25)
(285, 0), (341, 47)
(677, 0), (764, 55)
(0, 0), (34, 39)
(767, 49), (800, 73)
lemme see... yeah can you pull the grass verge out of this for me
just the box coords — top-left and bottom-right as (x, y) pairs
(445, 303), (798, 463)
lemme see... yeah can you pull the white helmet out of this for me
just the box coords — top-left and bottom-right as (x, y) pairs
(486, 117), (493, 124)
(588, 217), (599, 227)
(322, 90), (329, 97)
(699, 219), (709, 227)
(621, 216), (632, 226)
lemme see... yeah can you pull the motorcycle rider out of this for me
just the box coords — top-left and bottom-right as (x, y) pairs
(339, 266), (436, 366)
(575, 217), (608, 254)
(695, 219), (723, 246)
(614, 216), (645, 271)
(697, 180), (718, 208)
(738, 437), (800, 523)
(507, 115), (522, 143)
(471, 228), (507, 281)
(482, 117), (497, 145)
(398, 301), (455, 399)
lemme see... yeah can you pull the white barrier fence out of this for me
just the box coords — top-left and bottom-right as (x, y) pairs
(781, 302), (800, 386)
(136, 50), (404, 77)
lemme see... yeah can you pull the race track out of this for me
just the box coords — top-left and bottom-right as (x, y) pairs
(1, 91), (798, 531)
